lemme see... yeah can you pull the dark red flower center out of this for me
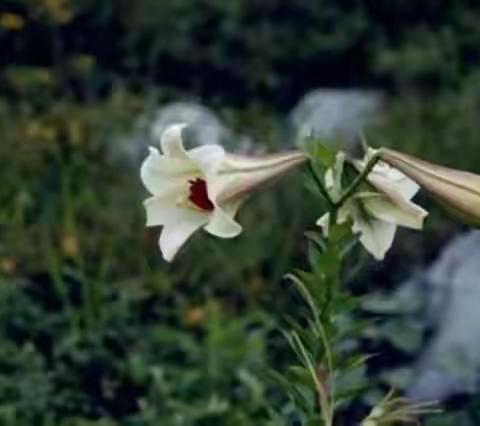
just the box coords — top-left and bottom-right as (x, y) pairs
(188, 178), (214, 211)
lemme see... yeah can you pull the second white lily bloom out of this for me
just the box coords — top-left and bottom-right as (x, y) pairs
(141, 123), (307, 262)
(317, 150), (428, 260)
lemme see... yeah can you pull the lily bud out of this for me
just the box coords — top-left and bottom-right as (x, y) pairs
(360, 390), (440, 426)
(380, 148), (480, 226)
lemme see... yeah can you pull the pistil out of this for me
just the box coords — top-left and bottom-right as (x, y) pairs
(188, 178), (214, 211)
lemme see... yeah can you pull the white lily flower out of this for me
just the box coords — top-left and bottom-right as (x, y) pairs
(317, 150), (428, 260)
(141, 123), (307, 261)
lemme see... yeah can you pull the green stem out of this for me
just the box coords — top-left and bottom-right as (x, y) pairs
(293, 332), (333, 426)
(335, 155), (380, 208)
(307, 162), (336, 210)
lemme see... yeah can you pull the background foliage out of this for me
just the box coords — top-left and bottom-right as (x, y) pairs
(1, 0), (480, 424)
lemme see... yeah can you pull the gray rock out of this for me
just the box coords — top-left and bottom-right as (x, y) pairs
(114, 102), (259, 166)
(290, 89), (384, 149)
(362, 231), (480, 402)
(150, 102), (228, 148)
(406, 231), (480, 401)
(150, 102), (260, 154)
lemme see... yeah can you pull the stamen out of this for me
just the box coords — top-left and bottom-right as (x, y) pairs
(188, 178), (214, 211)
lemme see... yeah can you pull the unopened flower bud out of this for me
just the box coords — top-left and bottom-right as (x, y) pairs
(380, 148), (480, 226)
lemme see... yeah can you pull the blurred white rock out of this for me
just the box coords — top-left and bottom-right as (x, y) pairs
(114, 101), (257, 165)
(150, 102), (228, 147)
(290, 89), (384, 149)
(362, 231), (480, 402)
(406, 231), (480, 402)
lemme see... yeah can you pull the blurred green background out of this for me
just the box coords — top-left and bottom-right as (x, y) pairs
(1, 0), (480, 425)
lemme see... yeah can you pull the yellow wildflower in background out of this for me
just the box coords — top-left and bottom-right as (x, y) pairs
(67, 120), (83, 146)
(183, 307), (206, 327)
(37, 0), (74, 24)
(0, 13), (25, 31)
(60, 234), (79, 257)
(0, 257), (17, 275)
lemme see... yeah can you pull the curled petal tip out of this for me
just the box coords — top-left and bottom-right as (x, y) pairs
(159, 123), (189, 158)
(148, 146), (159, 155)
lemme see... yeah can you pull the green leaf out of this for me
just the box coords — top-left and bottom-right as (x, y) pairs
(306, 414), (326, 426)
(307, 139), (337, 168)
(286, 365), (315, 388)
(266, 369), (313, 415)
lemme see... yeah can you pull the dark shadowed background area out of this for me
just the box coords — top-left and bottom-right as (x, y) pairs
(1, 1), (480, 425)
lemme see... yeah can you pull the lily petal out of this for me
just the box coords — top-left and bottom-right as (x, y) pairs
(367, 166), (419, 200)
(354, 150), (419, 200)
(160, 123), (189, 159)
(316, 213), (330, 236)
(329, 152), (346, 200)
(144, 194), (206, 227)
(358, 192), (428, 230)
(204, 206), (243, 238)
(159, 214), (208, 262)
(140, 146), (197, 196)
(219, 194), (248, 218)
(352, 210), (396, 260)
(188, 145), (225, 175)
